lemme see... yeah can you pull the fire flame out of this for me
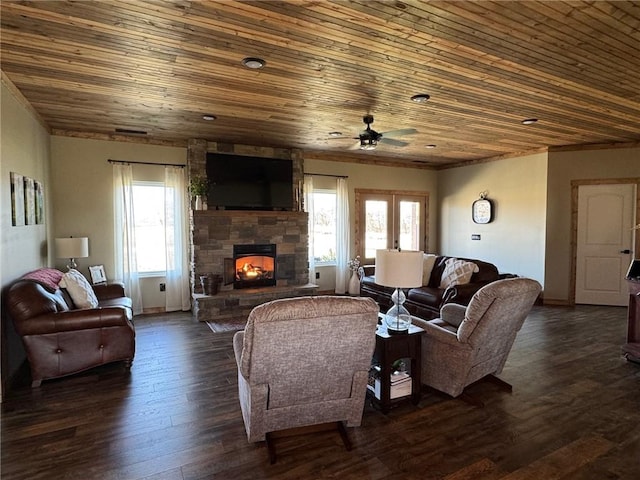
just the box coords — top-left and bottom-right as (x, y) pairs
(241, 263), (260, 278)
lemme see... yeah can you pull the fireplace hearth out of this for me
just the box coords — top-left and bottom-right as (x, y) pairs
(233, 244), (276, 289)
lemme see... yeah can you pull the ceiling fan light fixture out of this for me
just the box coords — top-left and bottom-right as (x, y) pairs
(242, 57), (265, 69)
(521, 118), (538, 125)
(411, 94), (431, 103)
(202, 114), (216, 121)
(360, 137), (377, 150)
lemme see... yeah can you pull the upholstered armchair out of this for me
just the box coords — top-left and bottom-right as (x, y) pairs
(232, 295), (379, 462)
(412, 277), (541, 404)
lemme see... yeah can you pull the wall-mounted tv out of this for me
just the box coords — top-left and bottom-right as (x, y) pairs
(206, 153), (293, 211)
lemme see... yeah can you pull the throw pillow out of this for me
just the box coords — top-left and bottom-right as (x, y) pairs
(422, 254), (437, 285)
(439, 258), (479, 289)
(59, 269), (99, 308)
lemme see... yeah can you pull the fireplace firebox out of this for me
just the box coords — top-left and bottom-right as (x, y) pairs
(233, 244), (277, 289)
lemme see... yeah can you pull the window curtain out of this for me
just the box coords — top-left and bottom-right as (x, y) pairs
(335, 177), (350, 294)
(303, 174), (315, 284)
(164, 167), (191, 312)
(113, 163), (143, 315)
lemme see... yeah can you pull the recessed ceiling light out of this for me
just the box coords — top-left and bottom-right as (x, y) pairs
(411, 94), (431, 103)
(425, 144), (437, 149)
(242, 57), (265, 69)
(202, 115), (216, 121)
(521, 118), (538, 125)
(329, 131), (342, 137)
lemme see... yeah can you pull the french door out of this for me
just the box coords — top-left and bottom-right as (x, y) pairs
(355, 189), (428, 264)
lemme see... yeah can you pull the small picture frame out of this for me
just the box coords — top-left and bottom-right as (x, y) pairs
(89, 265), (107, 285)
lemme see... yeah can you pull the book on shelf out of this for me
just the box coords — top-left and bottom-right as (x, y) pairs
(390, 371), (410, 386)
(367, 369), (412, 400)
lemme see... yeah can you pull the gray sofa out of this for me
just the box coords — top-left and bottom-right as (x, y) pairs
(360, 255), (508, 320)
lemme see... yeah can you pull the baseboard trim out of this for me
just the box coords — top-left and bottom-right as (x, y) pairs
(141, 307), (167, 314)
(542, 298), (573, 306)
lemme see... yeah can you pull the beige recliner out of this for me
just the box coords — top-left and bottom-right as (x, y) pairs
(412, 277), (541, 404)
(232, 295), (379, 462)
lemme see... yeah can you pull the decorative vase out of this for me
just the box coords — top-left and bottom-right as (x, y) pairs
(194, 195), (203, 211)
(348, 270), (360, 296)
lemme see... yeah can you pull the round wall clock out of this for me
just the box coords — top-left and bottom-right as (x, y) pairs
(472, 195), (493, 224)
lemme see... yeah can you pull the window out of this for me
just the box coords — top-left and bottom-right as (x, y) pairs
(311, 190), (337, 264)
(132, 182), (169, 275)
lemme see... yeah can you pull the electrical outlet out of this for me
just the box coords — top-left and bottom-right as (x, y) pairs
(159, 283), (166, 291)
(315, 272), (320, 279)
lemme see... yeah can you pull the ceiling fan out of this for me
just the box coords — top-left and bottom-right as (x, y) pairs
(332, 115), (417, 150)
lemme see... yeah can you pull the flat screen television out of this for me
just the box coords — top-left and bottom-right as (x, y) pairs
(206, 153), (293, 210)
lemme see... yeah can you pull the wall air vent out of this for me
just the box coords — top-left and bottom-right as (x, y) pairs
(115, 128), (148, 135)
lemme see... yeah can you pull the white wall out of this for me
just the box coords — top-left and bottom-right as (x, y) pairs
(50, 136), (187, 310)
(304, 158), (439, 292)
(437, 152), (548, 286)
(1, 79), (51, 394)
(544, 148), (640, 303)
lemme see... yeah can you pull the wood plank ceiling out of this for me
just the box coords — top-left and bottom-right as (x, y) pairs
(1, 0), (639, 168)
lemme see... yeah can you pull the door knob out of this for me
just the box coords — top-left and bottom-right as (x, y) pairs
(620, 249), (631, 254)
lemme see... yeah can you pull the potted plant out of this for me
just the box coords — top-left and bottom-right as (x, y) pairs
(189, 175), (208, 210)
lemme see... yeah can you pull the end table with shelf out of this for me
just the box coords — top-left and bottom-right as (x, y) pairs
(367, 318), (424, 413)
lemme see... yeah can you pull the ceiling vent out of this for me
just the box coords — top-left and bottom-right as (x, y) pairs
(115, 128), (148, 135)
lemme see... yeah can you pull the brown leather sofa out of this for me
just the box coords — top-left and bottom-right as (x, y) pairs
(4, 268), (135, 387)
(360, 255), (507, 320)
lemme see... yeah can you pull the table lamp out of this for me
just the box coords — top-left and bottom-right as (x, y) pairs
(55, 236), (89, 270)
(375, 249), (424, 334)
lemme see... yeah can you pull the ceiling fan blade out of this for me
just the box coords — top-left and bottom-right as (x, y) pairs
(380, 137), (409, 147)
(381, 128), (418, 138)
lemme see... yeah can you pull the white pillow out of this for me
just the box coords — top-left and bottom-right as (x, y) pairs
(422, 254), (437, 285)
(439, 258), (479, 289)
(59, 269), (99, 308)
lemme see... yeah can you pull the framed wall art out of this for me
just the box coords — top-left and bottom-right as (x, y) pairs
(10, 172), (25, 226)
(24, 176), (36, 225)
(35, 180), (45, 224)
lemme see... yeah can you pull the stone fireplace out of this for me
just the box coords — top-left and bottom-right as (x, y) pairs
(187, 139), (318, 322)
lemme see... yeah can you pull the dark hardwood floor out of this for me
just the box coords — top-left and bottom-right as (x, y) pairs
(1, 304), (639, 479)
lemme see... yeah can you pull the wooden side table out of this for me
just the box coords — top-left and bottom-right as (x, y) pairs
(368, 320), (424, 413)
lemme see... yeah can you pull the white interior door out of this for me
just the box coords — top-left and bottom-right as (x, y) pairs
(575, 183), (636, 306)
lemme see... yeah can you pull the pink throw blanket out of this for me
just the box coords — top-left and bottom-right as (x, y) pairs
(21, 268), (64, 292)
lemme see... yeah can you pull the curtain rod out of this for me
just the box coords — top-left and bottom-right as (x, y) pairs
(304, 172), (348, 179)
(108, 159), (186, 168)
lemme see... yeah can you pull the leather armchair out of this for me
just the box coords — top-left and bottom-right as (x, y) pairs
(5, 271), (135, 387)
(233, 296), (378, 462)
(412, 277), (541, 402)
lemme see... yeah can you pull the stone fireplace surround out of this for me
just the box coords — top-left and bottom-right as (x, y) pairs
(188, 139), (318, 322)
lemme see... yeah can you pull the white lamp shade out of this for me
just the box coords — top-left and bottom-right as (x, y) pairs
(375, 249), (424, 288)
(55, 237), (89, 259)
